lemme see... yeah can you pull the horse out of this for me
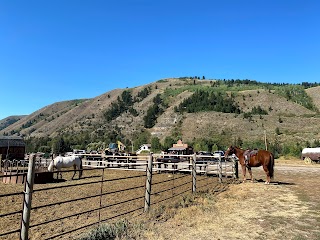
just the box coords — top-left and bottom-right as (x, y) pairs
(225, 146), (274, 184)
(48, 155), (83, 180)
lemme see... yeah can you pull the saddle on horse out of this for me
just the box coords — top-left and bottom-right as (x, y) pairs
(243, 149), (258, 166)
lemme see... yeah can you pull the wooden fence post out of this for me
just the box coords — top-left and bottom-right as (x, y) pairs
(192, 153), (196, 193)
(144, 154), (153, 212)
(20, 154), (36, 240)
(218, 155), (222, 183)
(233, 156), (239, 179)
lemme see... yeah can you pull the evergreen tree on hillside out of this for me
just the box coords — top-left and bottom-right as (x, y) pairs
(175, 90), (241, 114)
(104, 90), (138, 121)
(135, 86), (151, 102)
(143, 94), (167, 128)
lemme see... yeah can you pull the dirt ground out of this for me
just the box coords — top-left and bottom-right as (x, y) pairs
(0, 167), (217, 240)
(142, 159), (320, 240)
(1, 159), (320, 240)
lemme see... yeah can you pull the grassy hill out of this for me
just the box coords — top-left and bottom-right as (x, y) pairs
(0, 115), (27, 131)
(0, 78), (319, 155)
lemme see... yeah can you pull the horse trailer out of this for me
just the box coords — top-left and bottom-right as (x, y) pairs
(301, 148), (320, 163)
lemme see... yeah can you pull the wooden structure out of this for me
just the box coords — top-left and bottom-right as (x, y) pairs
(167, 139), (193, 155)
(2, 170), (53, 184)
(0, 136), (25, 160)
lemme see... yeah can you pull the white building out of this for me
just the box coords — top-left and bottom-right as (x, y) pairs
(136, 144), (151, 154)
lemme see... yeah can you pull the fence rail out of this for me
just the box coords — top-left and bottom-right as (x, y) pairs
(0, 153), (238, 240)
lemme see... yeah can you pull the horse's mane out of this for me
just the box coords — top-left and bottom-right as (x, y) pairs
(232, 146), (244, 152)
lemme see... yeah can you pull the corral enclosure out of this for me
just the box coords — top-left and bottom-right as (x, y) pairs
(0, 154), (235, 239)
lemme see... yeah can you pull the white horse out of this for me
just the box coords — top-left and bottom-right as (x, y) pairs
(48, 155), (83, 179)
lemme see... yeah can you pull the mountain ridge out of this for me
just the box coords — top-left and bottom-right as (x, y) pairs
(1, 78), (319, 151)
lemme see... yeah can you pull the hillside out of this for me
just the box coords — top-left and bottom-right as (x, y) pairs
(0, 115), (26, 131)
(0, 78), (319, 153)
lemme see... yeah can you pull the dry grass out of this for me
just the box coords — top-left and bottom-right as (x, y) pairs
(306, 86), (320, 111)
(140, 163), (320, 240)
(181, 110), (320, 144)
(78, 161), (320, 240)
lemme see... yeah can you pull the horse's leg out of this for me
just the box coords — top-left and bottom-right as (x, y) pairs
(247, 167), (254, 182)
(79, 163), (83, 179)
(263, 164), (270, 184)
(241, 164), (247, 182)
(57, 167), (62, 179)
(60, 167), (63, 179)
(79, 166), (82, 179)
(72, 165), (76, 180)
(77, 164), (82, 179)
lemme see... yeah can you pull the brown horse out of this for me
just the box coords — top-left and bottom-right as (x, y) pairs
(225, 146), (274, 184)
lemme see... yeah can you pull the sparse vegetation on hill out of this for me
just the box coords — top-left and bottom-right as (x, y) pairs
(274, 85), (318, 111)
(1, 78), (320, 158)
(0, 116), (26, 131)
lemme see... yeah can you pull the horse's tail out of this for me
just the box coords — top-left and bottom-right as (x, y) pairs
(269, 153), (275, 179)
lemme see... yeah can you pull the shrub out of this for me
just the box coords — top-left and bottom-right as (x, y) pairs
(251, 106), (268, 115)
(78, 220), (129, 240)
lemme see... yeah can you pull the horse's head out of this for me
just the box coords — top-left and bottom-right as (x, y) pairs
(225, 145), (236, 157)
(48, 160), (54, 172)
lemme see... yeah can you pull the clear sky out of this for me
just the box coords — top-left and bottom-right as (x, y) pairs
(0, 0), (319, 120)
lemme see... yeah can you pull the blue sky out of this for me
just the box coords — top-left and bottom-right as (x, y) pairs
(0, 0), (319, 120)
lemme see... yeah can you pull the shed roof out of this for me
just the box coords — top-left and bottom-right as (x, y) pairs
(0, 136), (25, 147)
(302, 148), (320, 154)
(168, 147), (187, 151)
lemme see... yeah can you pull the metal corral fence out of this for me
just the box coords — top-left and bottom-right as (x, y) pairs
(0, 153), (238, 240)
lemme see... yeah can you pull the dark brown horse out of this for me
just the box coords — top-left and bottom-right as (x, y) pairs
(225, 146), (274, 184)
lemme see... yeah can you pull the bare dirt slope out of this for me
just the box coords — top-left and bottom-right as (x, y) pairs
(181, 111), (320, 143)
(143, 163), (320, 240)
(236, 89), (315, 116)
